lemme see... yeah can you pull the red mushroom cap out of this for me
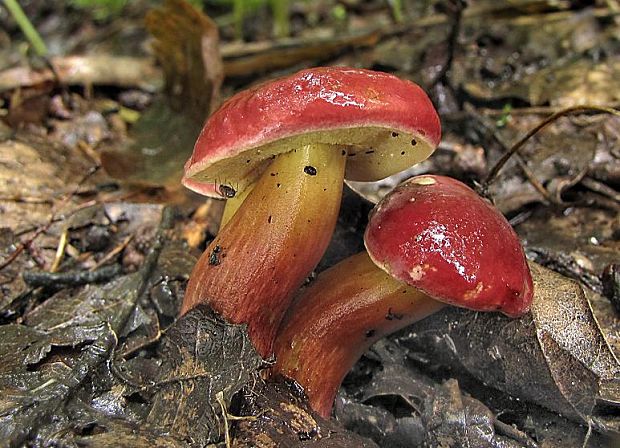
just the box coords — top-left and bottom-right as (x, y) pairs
(183, 67), (441, 197)
(364, 175), (533, 317)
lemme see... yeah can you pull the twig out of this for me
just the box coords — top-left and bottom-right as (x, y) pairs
(0, 221), (50, 271)
(50, 228), (68, 273)
(14, 188), (146, 238)
(582, 419), (593, 448)
(580, 177), (620, 203)
(508, 209), (533, 227)
(22, 264), (121, 288)
(0, 195), (53, 204)
(513, 155), (556, 204)
(465, 103), (556, 202)
(91, 235), (133, 271)
(480, 102), (620, 116)
(215, 390), (259, 448)
(494, 418), (539, 448)
(483, 105), (620, 189)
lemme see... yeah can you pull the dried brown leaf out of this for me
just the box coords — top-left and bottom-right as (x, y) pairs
(235, 381), (379, 447)
(145, 0), (223, 121)
(102, 0), (223, 188)
(400, 262), (620, 433)
(529, 59), (620, 107)
(146, 306), (262, 445)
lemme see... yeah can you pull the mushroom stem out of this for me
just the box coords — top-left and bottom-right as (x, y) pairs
(219, 179), (256, 229)
(181, 143), (346, 358)
(272, 252), (445, 418)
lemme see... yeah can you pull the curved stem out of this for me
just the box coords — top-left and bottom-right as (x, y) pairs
(182, 144), (346, 358)
(272, 252), (445, 417)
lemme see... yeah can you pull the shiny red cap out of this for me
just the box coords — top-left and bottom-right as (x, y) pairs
(364, 175), (533, 317)
(183, 67), (441, 197)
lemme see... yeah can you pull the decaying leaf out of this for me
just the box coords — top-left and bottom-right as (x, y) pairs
(398, 262), (620, 434)
(101, 101), (204, 189)
(71, 423), (187, 448)
(147, 239), (196, 317)
(337, 338), (614, 448)
(0, 136), (96, 232)
(484, 110), (604, 214)
(23, 271), (144, 333)
(0, 228), (30, 312)
(517, 206), (619, 293)
(0, 202), (182, 447)
(337, 350), (535, 448)
(529, 58), (620, 107)
(0, 207), (171, 444)
(234, 380), (379, 447)
(0, 323), (117, 446)
(0, 134), (102, 313)
(146, 0), (223, 121)
(456, 9), (616, 106)
(101, 0), (223, 188)
(146, 305), (262, 445)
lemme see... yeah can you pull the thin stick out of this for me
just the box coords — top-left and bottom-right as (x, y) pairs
(513, 155), (555, 204)
(215, 390), (259, 448)
(483, 105), (620, 188)
(91, 235), (133, 271)
(50, 229), (68, 273)
(480, 102), (620, 116)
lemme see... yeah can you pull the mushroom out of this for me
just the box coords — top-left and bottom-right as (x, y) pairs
(181, 67), (441, 358)
(272, 175), (533, 417)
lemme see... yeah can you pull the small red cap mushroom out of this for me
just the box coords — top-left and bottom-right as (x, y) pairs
(183, 66), (441, 197)
(273, 175), (533, 417)
(365, 175), (533, 317)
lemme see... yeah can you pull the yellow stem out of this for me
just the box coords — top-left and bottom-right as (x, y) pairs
(182, 143), (347, 358)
